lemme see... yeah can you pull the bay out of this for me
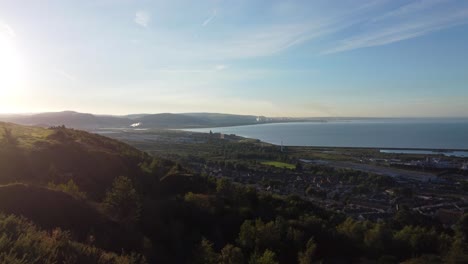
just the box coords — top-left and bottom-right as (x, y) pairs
(184, 119), (468, 150)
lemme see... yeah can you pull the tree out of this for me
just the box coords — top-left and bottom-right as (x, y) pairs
(48, 179), (87, 200)
(238, 220), (256, 250)
(103, 176), (141, 225)
(249, 249), (278, 264)
(364, 223), (393, 255)
(402, 255), (443, 264)
(219, 244), (244, 264)
(393, 226), (440, 256)
(295, 161), (303, 172)
(2, 127), (18, 146)
(193, 238), (218, 264)
(446, 214), (468, 263)
(237, 218), (284, 254)
(298, 238), (317, 264)
(217, 178), (234, 197)
(455, 213), (468, 241)
(48, 163), (61, 182)
(287, 227), (305, 249)
(446, 237), (468, 263)
(337, 217), (369, 244)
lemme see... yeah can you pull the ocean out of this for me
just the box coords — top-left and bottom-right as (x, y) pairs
(184, 119), (468, 152)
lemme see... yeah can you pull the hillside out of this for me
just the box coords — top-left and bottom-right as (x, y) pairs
(135, 113), (212, 128)
(0, 184), (141, 252)
(2, 111), (133, 129)
(0, 123), (467, 263)
(182, 112), (264, 127)
(0, 122), (187, 262)
(0, 213), (147, 264)
(0, 121), (160, 199)
(0, 111), (282, 130)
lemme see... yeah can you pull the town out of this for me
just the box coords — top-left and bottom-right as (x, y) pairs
(101, 128), (468, 228)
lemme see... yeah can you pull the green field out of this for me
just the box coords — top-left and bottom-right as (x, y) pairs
(261, 161), (296, 169)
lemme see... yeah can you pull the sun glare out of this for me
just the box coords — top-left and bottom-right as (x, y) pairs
(0, 29), (29, 113)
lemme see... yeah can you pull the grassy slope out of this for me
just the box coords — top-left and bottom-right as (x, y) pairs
(0, 122), (174, 253)
(0, 122), (231, 263)
(0, 183), (141, 252)
(0, 122), (162, 200)
(0, 122), (189, 261)
(0, 121), (53, 147)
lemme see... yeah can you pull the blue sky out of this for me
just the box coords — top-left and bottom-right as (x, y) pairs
(0, 0), (468, 117)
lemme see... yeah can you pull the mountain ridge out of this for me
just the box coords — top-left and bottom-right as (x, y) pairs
(0, 110), (299, 130)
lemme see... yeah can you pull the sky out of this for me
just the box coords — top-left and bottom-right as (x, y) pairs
(0, 0), (468, 117)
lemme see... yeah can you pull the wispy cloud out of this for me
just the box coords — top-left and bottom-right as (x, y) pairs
(371, 0), (446, 22)
(0, 21), (15, 38)
(135, 10), (151, 28)
(324, 1), (468, 54)
(177, 0), (468, 58)
(144, 1), (391, 60)
(154, 22), (335, 61)
(214, 64), (227, 71)
(52, 68), (77, 82)
(154, 69), (212, 74)
(151, 64), (228, 74)
(202, 10), (217, 26)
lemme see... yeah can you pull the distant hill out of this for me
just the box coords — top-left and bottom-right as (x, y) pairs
(134, 112), (267, 128)
(135, 113), (211, 128)
(182, 112), (264, 126)
(0, 111), (278, 129)
(1, 111), (132, 129)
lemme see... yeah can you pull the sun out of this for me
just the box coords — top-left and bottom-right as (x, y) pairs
(0, 37), (22, 90)
(0, 29), (29, 112)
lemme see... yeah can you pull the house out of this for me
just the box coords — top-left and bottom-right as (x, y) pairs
(435, 209), (463, 227)
(462, 162), (468, 170)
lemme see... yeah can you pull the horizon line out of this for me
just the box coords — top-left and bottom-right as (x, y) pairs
(0, 110), (468, 119)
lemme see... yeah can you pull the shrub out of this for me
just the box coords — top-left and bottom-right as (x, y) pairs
(103, 176), (141, 226)
(0, 213), (146, 264)
(48, 179), (87, 200)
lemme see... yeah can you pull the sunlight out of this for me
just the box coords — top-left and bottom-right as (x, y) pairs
(0, 28), (29, 113)
(0, 31), (27, 98)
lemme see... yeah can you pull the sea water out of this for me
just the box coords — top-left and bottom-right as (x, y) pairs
(185, 118), (468, 152)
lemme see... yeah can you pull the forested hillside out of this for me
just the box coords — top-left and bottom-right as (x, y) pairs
(0, 122), (467, 263)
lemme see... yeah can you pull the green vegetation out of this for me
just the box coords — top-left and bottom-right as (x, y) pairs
(103, 176), (141, 225)
(0, 122), (467, 263)
(48, 179), (87, 200)
(1, 111), (312, 130)
(261, 161), (296, 170)
(0, 213), (146, 264)
(0, 122), (53, 148)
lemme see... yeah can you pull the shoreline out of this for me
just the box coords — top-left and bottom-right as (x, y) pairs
(94, 127), (468, 153)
